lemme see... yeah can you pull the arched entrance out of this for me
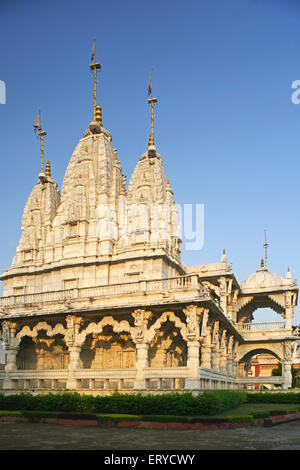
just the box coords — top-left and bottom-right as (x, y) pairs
(17, 332), (68, 370)
(80, 325), (136, 369)
(238, 346), (285, 390)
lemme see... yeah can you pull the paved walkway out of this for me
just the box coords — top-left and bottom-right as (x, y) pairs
(0, 421), (300, 450)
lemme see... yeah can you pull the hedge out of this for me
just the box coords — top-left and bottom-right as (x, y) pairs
(226, 415), (253, 423)
(0, 391), (246, 416)
(96, 414), (141, 422)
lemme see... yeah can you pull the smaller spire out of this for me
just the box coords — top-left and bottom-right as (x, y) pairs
(256, 257), (267, 272)
(221, 248), (227, 264)
(286, 267), (292, 282)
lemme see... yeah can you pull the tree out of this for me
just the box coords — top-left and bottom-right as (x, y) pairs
(272, 362), (300, 388)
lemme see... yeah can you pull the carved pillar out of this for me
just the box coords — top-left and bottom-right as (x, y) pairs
(65, 316), (84, 390)
(232, 341), (239, 378)
(219, 277), (227, 316)
(282, 341), (293, 390)
(186, 341), (201, 389)
(226, 336), (234, 376)
(285, 292), (295, 331)
(219, 330), (228, 374)
(211, 321), (220, 372)
(134, 343), (149, 390)
(66, 345), (81, 390)
(211, 345), (220, 372)
(2, 321), (19, 390)
(201, 326), (212, 369)
(183, 305), (207, 390)
(132, 309), (152, 390)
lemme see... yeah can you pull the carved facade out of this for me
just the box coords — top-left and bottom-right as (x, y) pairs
(0, 69), (299, 394)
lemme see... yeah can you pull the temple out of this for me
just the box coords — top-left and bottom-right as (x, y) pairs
(0, 52), (299, 394)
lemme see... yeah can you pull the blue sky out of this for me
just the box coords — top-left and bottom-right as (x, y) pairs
(1, 0), (300, 323)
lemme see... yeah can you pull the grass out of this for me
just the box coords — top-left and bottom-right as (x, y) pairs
(209, 403), (300, 418)
(0, 404), (299, 424)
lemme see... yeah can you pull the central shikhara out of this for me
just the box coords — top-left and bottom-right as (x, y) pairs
(0, 55), (298, 394)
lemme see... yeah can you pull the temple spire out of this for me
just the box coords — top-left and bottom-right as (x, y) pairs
(89, 40), (101, 120)
(33, 110), (47, 177)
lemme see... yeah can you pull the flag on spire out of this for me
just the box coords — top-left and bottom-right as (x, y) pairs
(34, 110), (41, 133)
(148, 71), (152, 96)
(91, 40), (96, 61)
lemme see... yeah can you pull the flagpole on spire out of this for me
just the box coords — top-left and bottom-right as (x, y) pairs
(264, 229), (269, 269)
(90, 40), (101, 120)
(33, 110), (47, 176)
(147, 70), (157, 151)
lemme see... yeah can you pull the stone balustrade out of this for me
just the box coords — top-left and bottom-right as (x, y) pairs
(0, 365), (240, 393)
(240, 322), (286, 331)
(0, 274), (210, 312)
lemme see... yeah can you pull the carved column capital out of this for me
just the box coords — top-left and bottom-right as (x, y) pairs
(65, 315), (84, 347)
(183, 305), (208, 341)
(132, 309), (152, 344)
(1, 320), (19, 347)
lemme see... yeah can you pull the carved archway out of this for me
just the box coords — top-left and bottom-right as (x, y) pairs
(148, 319), (187, 367)
(146, 311), (187, 343)
(77, 316), (132, 346)
(79, 324), (135, 369)
(16, 331), (68, 370)
(237, 295), (286, 324)
(17, 322), (66, 341)
(239, 348), (282, 364)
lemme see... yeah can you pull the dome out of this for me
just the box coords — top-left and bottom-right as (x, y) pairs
(240, 260), (289, 291)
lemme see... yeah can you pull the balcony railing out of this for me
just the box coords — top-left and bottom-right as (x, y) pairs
(239, 322), (286, 332)
(0, 274), (209, 309)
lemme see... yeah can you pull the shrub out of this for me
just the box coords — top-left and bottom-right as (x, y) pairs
(269, 410), (287, 416)
(22, 410), (59, 419)
(35, 393), (87, 412)
(226, 415), (253, 423)
(141, 415), (188, 423)
(0, 391), (245, 416)
(0, 393), (37, 411)
(0, 410), (23, 417)
(97, 414), (141, 423)
(252, 411), (270, 419)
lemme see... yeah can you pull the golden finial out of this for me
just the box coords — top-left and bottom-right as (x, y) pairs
(260, 258), (264, 268)
(147, 70), (157, 151)
(33, 110), (47, 176)
(89, 40), (101, 120)
(95, 104), (103, 126)
(45, 160), (51, 177)
(148, 97), (157, 149)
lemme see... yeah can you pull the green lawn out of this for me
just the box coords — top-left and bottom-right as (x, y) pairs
(210, 403), (300, 418)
